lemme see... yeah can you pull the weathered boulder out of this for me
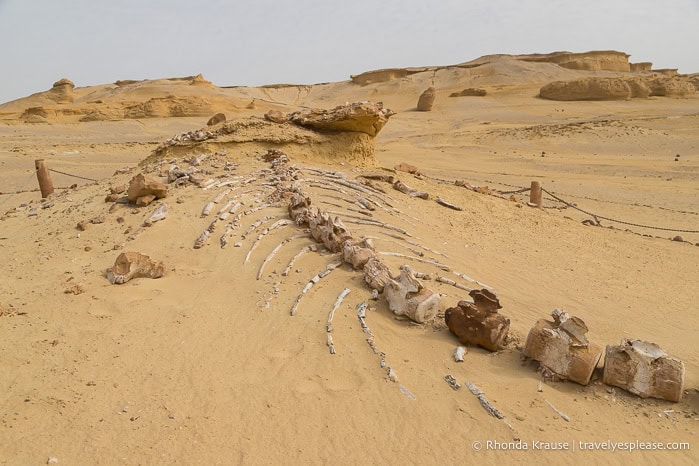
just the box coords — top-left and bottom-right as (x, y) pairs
(539, 78), (632, 101)
(127, 174), (168, 203)
(289, 102), (394, 137)
(106, 252), (165, 284)
(417, 87), (436, 111)
(384, 265), (440, 323)
(394, 162), (419, 174)
(445, 289), (510, 351)
(207, 113), (226, 126)
(264, 109), (288, 124)
(523, 309), (602, 385)
(48, 78), (75, 103)
(602, 340), (684, 402)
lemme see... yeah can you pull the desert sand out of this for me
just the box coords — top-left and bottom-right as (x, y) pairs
(0, 51), (698, 465)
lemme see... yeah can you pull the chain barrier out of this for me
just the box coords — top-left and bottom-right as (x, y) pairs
(541, 188), (699, 234)
(435, 173), (698, 234)
(48, 168), (98, 182)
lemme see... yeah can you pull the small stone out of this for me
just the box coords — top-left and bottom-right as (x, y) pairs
(47, 457), (59, 464)
(672, 235), (684, 242)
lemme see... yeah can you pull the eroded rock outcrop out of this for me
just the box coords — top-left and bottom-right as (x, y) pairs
(645, 77), (696, 97)
(521, 50), (631, 72)
(288, 101), (394, 137)
(48, 78), (75, 103)
(539, 78), (634, 101)
(417, 87), (436, 111)
(449, 88), (487, 97)
(146, 102), (394, 166)
(124, 96), (212, 118)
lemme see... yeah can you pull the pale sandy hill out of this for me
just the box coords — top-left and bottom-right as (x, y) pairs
(1, 51), (698, 465)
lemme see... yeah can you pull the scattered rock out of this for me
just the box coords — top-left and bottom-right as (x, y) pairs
(264, 110), (288, 124)
(603, 340), (684, 402)
(445, 289), (510, 351)
(64, 284), (85, 295)
(127, 174), (168, 203)
(106, 252), (165, 284)
(135, 194), (157, 207)
(672, 235), (684, 242)
(417, 87), (436, 111)
(394, 162), (419, 174)
(110, 184), (127, 194)
(207, 113), (226, 126)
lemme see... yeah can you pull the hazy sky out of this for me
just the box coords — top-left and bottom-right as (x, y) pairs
(1, 0), (698, 104)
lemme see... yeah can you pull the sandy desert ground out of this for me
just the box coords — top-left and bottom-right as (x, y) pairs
(1, 52), (698, 465)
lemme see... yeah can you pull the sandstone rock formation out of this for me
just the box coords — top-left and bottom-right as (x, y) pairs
(540, 75), (695, 101)
(47, 78), (75, 103)
(288, 101), (394, 137)
(445, 289), (510, 351)
(520, 50), (631, 72)
(449, 88), (487, 97)
(602, 340), (684, 402)
(539, 78), (634, 101)
(417, 87), (436, 111)
(190, 73), (212, 86)
(384, 265), (440, 324)
(106, 252), (165, 284)
(207, 113), (226, 126)
(20, 107), (55, 123)
(350, 67), (430, 85)
(124, 96), (212, 118)
(127, 174), (168, 205)
(523, 309), (603, 385)
(645, 77), (696, 97)
(630, 62), (653, 72)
